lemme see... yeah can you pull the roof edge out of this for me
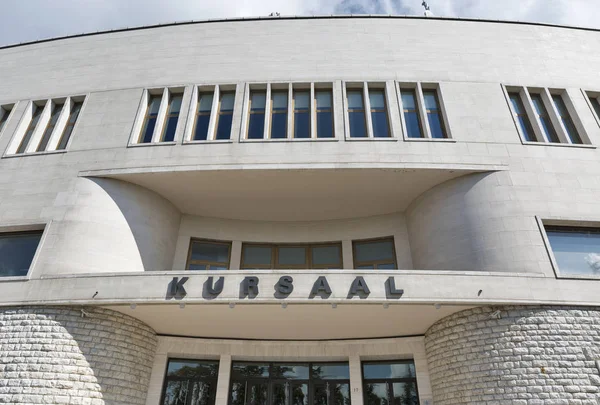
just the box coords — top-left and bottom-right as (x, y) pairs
(1, 14), (598, 51)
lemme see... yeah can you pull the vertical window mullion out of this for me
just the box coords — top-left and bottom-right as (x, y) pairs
(415, 83), (432, 139)
(552, 93), (582, 144)
(310, 83), (316, 139)
(150, 88), (169, 143)
(363, 83), (374, 138)
(400, 87), (424, 139)
(36, 102), (63, 152)
(529, 91), (559, 143)
(541, 88), (568, 143)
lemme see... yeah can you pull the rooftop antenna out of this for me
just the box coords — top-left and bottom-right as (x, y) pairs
(422, 1), (434, 17)
(269, 12), (281, 17)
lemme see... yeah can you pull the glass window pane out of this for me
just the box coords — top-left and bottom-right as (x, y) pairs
(232, 363), (270, 378)
(427, 113), (446, 139)
(163, 380), (189, 405)
(163, 116), (178, 142)
(357, 265), (375, 269)
(509, 93), (523, 114)
(376, 263), (396, 270)
(270, 112), (288, 139)
(230, 382), (246, 405)
(552, 95), (582, 144)
(364, 383), (389, 405)
(294, 112), (310, 138)
(349, 112), (367, 138)
(401, 91), (416, 110)
(316, 91), (332, 109)
(292, 383), (309, 405)
(248, 114), (265, 139)
(198, 93), (214, 112)
(591, 97), (600, 119)
(251, 92), (266, 111)
(404, 112), (422, 138)
(215, 114), (233, 140)
(190, 242), (230, 263)
(190, 381), (213, 405)
(188, 264), (206, 270)
(248, 383), (268, 405)
(546, 227), (600, 276)
(271, 364), (309, 379)
(194, 115), (211, 141)
(312, 245), (341, 266)
(169, 95), (182, 114)
(272, 92), (288, 110)
(355, 240), (394, 263)
(0, 232), (42, 277)
(149, 95), (162, 114)
(332, 383), (351, 405)
(294, 91), (310, 110)
(37, 103), (63, 152)
(220, 93), (235, 111)
(69, 102), (82, 124)
(277, 247), (307, 266)
(167, 360), (219, 379)
(363, 363), (416, 379)
(140, 117), (156, 143)
(317, 112), (333, 138)
(57, 126), (75, 150)
(369, 90), (386, 109)
(391, 382), (418, 405)
(347, 90), (364, 109)
(423, 91), (439, 110)
(311, 363), (350, 380)
(371, 111), (389, 138)
(242, 246), (272, 266)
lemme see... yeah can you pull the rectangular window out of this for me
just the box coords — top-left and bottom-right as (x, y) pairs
(215, 92), (235, 140)
(293, 90), (310, 138)
(247, 91), (266, 139)
(161, 359), (219, 405)
(423, 90), (446, 139)
(230, 362), (350, 405)
(16, 103), (44, 154)
(316, 90), (333, 138)
(530, 93), (560, 143)
(186, 239), (231, 270)
(161, 93), (183, 142)
(193, 92), (214, 141)
(552, 95), (582, 144)
(347, 89), (367, 138)
(362, 361), (419, 405)
(0, 230), (43, 277)
(57, 101), (83, 150)
(590, 96), (600, 120)
(139, 94), (162, 143)
(508, 92), (536, 142)
(36, 102), (64, 152)
(0, 105), (12, 133)
(400, 89), (423, 138)
(353, 237), (397, 269)
(369, 89), (389, 138)
(270, 91), (288, 139)
(545, 226), (600, 277)
(241, 243), (342, 269)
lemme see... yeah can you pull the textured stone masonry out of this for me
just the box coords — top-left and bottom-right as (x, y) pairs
(425, 306), (600, 405)
(0, 306), (157, 405)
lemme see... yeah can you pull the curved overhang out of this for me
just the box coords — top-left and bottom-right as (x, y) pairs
(81, 163), (506, 221)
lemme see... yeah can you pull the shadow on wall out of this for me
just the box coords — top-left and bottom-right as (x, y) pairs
(0, 306), (157, 405)
(87, 177), (181, 271)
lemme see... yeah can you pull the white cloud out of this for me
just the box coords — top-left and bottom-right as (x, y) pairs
(0, 0), (599, 46)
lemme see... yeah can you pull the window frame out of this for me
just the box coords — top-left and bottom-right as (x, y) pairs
(160, 358), (220, 405)
(344, 82), (397, 141)
(0, 102), (16, 136)
(0, 223), (46, 280)
(240, 242), (343, 270)
(130, 87), (185, 147)
(269, 89), (289, 139)
(352, 237), (398, 270)
(160, 91), (184, 142)
(582, 89), (600, 129)
(361, 360), (419, 405)
(186, 238), (232, 270)
(184, 84), (237, 144)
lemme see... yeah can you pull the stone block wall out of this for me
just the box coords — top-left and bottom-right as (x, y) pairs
(425, 306), (600, 404)
(0, 306), (157, 405)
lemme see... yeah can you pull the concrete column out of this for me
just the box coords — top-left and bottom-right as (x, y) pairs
(349, 355), (364, 405)
(215, 354), (232, 405)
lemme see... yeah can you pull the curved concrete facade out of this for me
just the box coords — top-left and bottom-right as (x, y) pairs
(0, 14), (600, 405)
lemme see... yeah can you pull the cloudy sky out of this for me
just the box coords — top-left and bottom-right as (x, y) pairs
(0, 0), (598, 46)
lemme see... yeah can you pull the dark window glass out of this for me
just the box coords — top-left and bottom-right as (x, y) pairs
(363, 362), (418, 405)
(215, 92), (235, 140)
(353, 238), (396, 270)
(161, 359), (218, 405)
(401, 90), (422, 138)
(17, 103), (44, 154)
(241, 245), (273, 269)
(162, 94), (182, 142)
(423, 90), (447, 139)
(347, 90), (367, 138)
(364, 383), (388, 405)
(369, 89), (389, 138)
(316, 90), (333, 138)
(187, 240), (231, 270)
(363, 363), (415, 380)
(193, 92), (213, 141)
(552, 95), (582, 144)
(508, 92), (536, 142)
(311, 363), (350, 380)
(140, 95), (162, 143)
(530, 93), (559, 143)
(0, 106), (11, 133)
(241, 243), (342, 269)
(248, 91), (266, 139)
(545, 226), (600, 277)
(231, 363), (270, 379)
(271, 91), (288, 139)
(57, 101), (83, 150)
(37, 103), (63, 152)
(293, 90), (310, 138)
(271, 364), (309, 379)
(0, 231), (43, 277)
(590, 97), (600, 120)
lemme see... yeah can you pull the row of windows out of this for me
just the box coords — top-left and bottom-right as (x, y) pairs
(161, 359), (418, 405)
(187, 238), (397, 271)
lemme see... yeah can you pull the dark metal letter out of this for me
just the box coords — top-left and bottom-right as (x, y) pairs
(348, 276), (370, 297)
(276, 276), (294, 295)
(169, 277), (188, 297)
(206, 276), (224, 295)
(385, 277), (404, 299)
(241, 276), (259, 298)
(309, 276), (332, 298)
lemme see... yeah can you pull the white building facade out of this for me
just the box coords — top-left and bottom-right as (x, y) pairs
(0, 16), (600, 405)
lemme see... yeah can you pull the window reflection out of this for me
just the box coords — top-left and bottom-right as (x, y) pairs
(0, 231), (43, 277)
(362, 362), (418, 405)
(161, 360), (218, 405)
(546, 226), (600, 276)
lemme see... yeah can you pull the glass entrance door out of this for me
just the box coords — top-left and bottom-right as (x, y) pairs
(271, 381), (309, 405)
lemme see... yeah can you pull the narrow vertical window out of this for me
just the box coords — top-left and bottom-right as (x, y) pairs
(369, 89), (389, 138)
(590, 96), (600, 120)
(36, 102), (63, 152)
(0, 106), (12, 133)
(508, 92), (535, 142)
(552, 95), (582, 144)
(293, 90), (310, 138)
(215, 92), (235, 140)
(193, 92), (214, 141)
(270, 91), (288, 139)
(139, 94), (162, 143)
(57, 101), (83, 150)
(17, 103), (44, 154)
(347, 89), (367, 138)
(401, 89), (423, 138)
(423, 90), (447, 138)
(161, 93), (182, 142)
(247, 91), (266, 139)
(316, 90), (333, 138)
(530, 93), (559, 143)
